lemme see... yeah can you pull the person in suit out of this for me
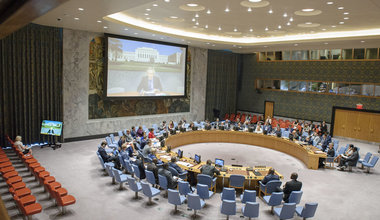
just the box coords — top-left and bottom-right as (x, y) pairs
(169, 156), (186, 175)
(118, 135), (126, 149)
(320, 121), (328, 134)
(326, 143), (335, 157)
(338, 146), (359, 171)
(130, 126), (137, 138)
(133, 155), (146, 179)
(255, 122), (263, 134)
(319, 133), (330, 151)
(289, 130), (298, 141)
(200, 160), (220, 177)
(282, 172), (302, 202)
(98, 141), (121, 169)
(137, 68), (163, 96)
(147, 158), (159, 183)
(261, 168), (280, 185)
(158, 163), (178, 189)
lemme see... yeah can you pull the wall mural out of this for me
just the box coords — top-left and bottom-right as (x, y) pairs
(88, 37), (191, 119)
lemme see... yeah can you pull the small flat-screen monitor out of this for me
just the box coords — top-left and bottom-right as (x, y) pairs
(215, 158), (224, 167)
(177, 149), (183, 158)
(194, 154), (201, 163)
(40, 120), (63, 136)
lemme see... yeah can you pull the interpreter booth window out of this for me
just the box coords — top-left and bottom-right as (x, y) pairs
(365, 48), (378, 59)
(361, 85), (375, 96)
(273, 80), (281, 89)
(267, 52), (275, 61)
(331, 49), (341, 60)
(288, 81), (300, 91)
(336, 83), (351, 95)
(292, 50), (309, 60)
(319, 49), (331, 60)
(374, 86), (380, 97)
(318, 82), (328, 93)
(342, 49), (353, 60)
(282, 51), (291, 60)
(259, 52), (267, 61)
(354, 48), (365, 59)
(330, 82), (339, 94)
(256, 80), (264, 89)
(298, 81), (308, 92)
(308, 82), (319, 92)
(280, 80), (289, 91)
(310, 50), (319, 60)
(275, 52), (282, 60)
(350, 84), (362, 95)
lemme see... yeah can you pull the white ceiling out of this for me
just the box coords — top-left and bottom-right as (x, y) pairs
(33, 0), (380, 53)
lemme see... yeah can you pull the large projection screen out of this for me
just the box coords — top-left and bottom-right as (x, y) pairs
(105, 35), (187, 98)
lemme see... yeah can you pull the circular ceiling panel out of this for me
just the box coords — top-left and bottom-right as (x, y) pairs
(297, 23), (321, 28)
(294, 10), (322, 16)
(240, 0), (270, 8)
(179, 4), (205, 12)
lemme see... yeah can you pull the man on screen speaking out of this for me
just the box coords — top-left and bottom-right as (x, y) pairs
(137, 67), (163, 96)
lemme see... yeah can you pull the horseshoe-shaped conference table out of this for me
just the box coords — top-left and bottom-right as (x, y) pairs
(156, 130), (326, 190)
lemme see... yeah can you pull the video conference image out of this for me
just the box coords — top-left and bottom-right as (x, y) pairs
(106, 36), (187, 97)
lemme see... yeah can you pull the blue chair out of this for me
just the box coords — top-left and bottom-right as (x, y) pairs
(240, 190), (256, 204)
(127, 176), (142, 199)
(282, 131), (290, 138)
(145, 170), (157, 186)
(221, 187), (236, 201)
(131, 164), (142, 181)
(229, 174), (245, 192)
(263, 192), (283, 213)
(168, 166), (188, 180)
(296, 202), (318, 219)
(187, 193), (205, 217)
(124, 160), (134, 177)
(362, 155), (379, 173)
(105, 163), (116, 184)
(358, 152), (372, 169)
(141, 181), (161, 204)
(337, 146), (346, 155)
(158, 174), (168, 196)
(97, 155), (107, 170)
(109, 134), (118, 145)
(288, 190), (303, 205)
(220, 199), (236, 220)
(112, 167), (129, 190)
(105, 137), (118, 150)
(197, 174), (217, 192)
(301, 132), (309, 137)
(259, 180), (282, 198)
(117, 131), (123, 138)
(274, 203), (296, 220)
(196, 183), (214, 200)
(168, 189), (187, 212)
(178, 180), (194, 196)
(242, 202), (259, 220)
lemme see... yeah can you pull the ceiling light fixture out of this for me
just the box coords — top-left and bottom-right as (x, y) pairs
(146, 17), (150, 20)
(78, 8), (84, 11)
(97, 20), (102, 23)
(103, 26), (108, 29)
(234, 28), (238, 32)
(170, 16), (178, 19)
(134, 33), (138, 35)
(322, 28), (327, 31)
(225, 7), (230, 12)
(153, 4), (158, 7)
(195, 14), (199, 17)
(248, 8), (252, 12)
(361, 40), (365, 43)
(187, 3), (198, 7)
(344, 12), (349, 15)
(287, 22), (291, 26)
(338, 7), (344, 10)
(294, 44), (298, 46)
(164, 0), (170, 2)
(327, 2), (334, 5)
(324, 42), (329, 44)
(74, 17), (79, 20)
(144, 13), (149, 16)
(305, 22), (312, 25)
(289, 17), (294, 22)
(146, 8), (151, 11)
(207, 9), (211, 14)
(302, 9), (315, 12)
(268, 9), (273, 14)
(205, 25), (208, 28)
(283, 13), (288, 17)
(278, 25), (282, 29)
(212, 44), (215, 46)
(195, 22), (199, 25)
(152, 34), (156, 36)
(263, 45), (268, 47)
(344, 17), (349, 20)
(249, 28), (253, 32)
(265, 27), (268, 31)
(339, 22), (344, 24)
(331, 25), (336, 27)
(218, 26), (222, 31)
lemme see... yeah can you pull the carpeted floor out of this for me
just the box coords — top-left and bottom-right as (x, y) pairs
(1, 137), (380, 220)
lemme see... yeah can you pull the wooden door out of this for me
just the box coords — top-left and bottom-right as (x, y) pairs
(346, 111), (359, 139)
(333, 109), (348, 137)
(369, 113), (380, 142)
(357, 112), (371, 141)
(264, 101), (274, 119)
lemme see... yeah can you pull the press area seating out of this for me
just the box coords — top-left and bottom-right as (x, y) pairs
(2, 138), (76, 218)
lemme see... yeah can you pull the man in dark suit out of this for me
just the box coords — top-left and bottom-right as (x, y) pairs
(261, 168), (280, 185)
(131, 126), (137, 138)
(133, 155), (146, 179)
(169, 156), (187, 176)
(200, 160), (220, 177)
(98, 141), (121, 169)
(338, 146), (359, 171)
(137, 68), (163, 95)
(158, 163), (178, 189)
(147, 158), (159, 183)
(282, 172), (302, 202)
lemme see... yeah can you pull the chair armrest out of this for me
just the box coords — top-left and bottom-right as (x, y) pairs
(212, 177), (217, 186)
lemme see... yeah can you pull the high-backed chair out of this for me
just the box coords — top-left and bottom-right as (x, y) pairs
(229, 175), (245, 192)
(13, 195), (42, 219)
(131, 164), (142, 181)
(197, 174), (217, 192)
(104, 163), (116, 184)
(124, 160), (134, 176)
(296, 202), (318, 219)
(109, 134), (118, 145)
(145, 170), (157, 187)
(263, 192), (283, 213)
(117, 131), (123, 138)
(220, 199), (236, 220)
(168, 189), (186, 212)
(196, 183), (214, 200)
(358, 152), (372, 169)
(187, 194), (205, 218)
(221, 187), (236, 201)
(158, 174), (168, 196)
(141, 181), (160, 205)
(362, 156), (379, 173)
(273, 203), (296, 220)
(112, 167), (129, 190)
(127, 176), (142, 199)
(288, 190), (303, 205)
(168, 166), (188, 180)
(242, 202), (259, 220)
(105, 137), (117, 150)
(178, 180), (193, 196)
(240, 190), (256, 204)
(259, 180), (282, 198)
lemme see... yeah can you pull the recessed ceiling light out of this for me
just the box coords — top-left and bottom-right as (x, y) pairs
(146, 17), (150, 20)
(164, 0), (170, 2)
(344, 17), (349, 20)
(187, 3), (198, 7)
(268, 9), (273, 14)
(234, 28), (238, 32)
(249, 28), (253, 32)
(294, 44), (298, 46)
(324, 42), (329, 44)
(344, 12), (349, 15)
(152, 34), (156, 36)
(249, 0), (262, 2)
(302, 9), (315, 12)
(103, 26), (108, 29)
(322, 28), (327, 31)
(289, 17), (294, 22)
(248, 7), (252, 12)
(331, 25), (336, 27)
(212, 44), (215, 47)
(327, 2), (334, 5)
(74, 17), (79, 20)
(207, 9), (211, 14)
(305, 22), (312, 25)
(134, 33), (138, 35)
(205, 25), (208, 28)
(170, 16), (178, 19)
(287, 22), (291, 26)
(144, 13), (149, 16)
(339, 21), (344, 24)
(206, 42), (210, 45)
(265, 27), (268, 31)
(146, 8), (151, 11)
(153, 4), (158, 7)
(338, 7), (344, 10)
(151, 21), (155, 24)
(195, 14), (199, 18)
(283, 13), (288, 17)
(78, 8), (84, 11)
(225, 7), (230, 12)
(361, 40), (365, 43)
(195, 22), (199, 25)
(218, 26), (222, 31)
(278, 25), (282, 29)
(124, 28), (128, 30)
(263, 45), (268, 47)
(97, 20), (102, 23)
(192, 18), (195, 22)
(160, 37), (164, 39)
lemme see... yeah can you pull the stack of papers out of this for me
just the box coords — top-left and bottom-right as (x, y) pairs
(177, 161), (193, 167)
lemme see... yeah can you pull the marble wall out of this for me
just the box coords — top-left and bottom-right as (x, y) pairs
(63, 29), (207, 139)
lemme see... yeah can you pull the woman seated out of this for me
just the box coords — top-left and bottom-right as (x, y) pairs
(255, 122), (263, 134)
(14, 136), (32, 155)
